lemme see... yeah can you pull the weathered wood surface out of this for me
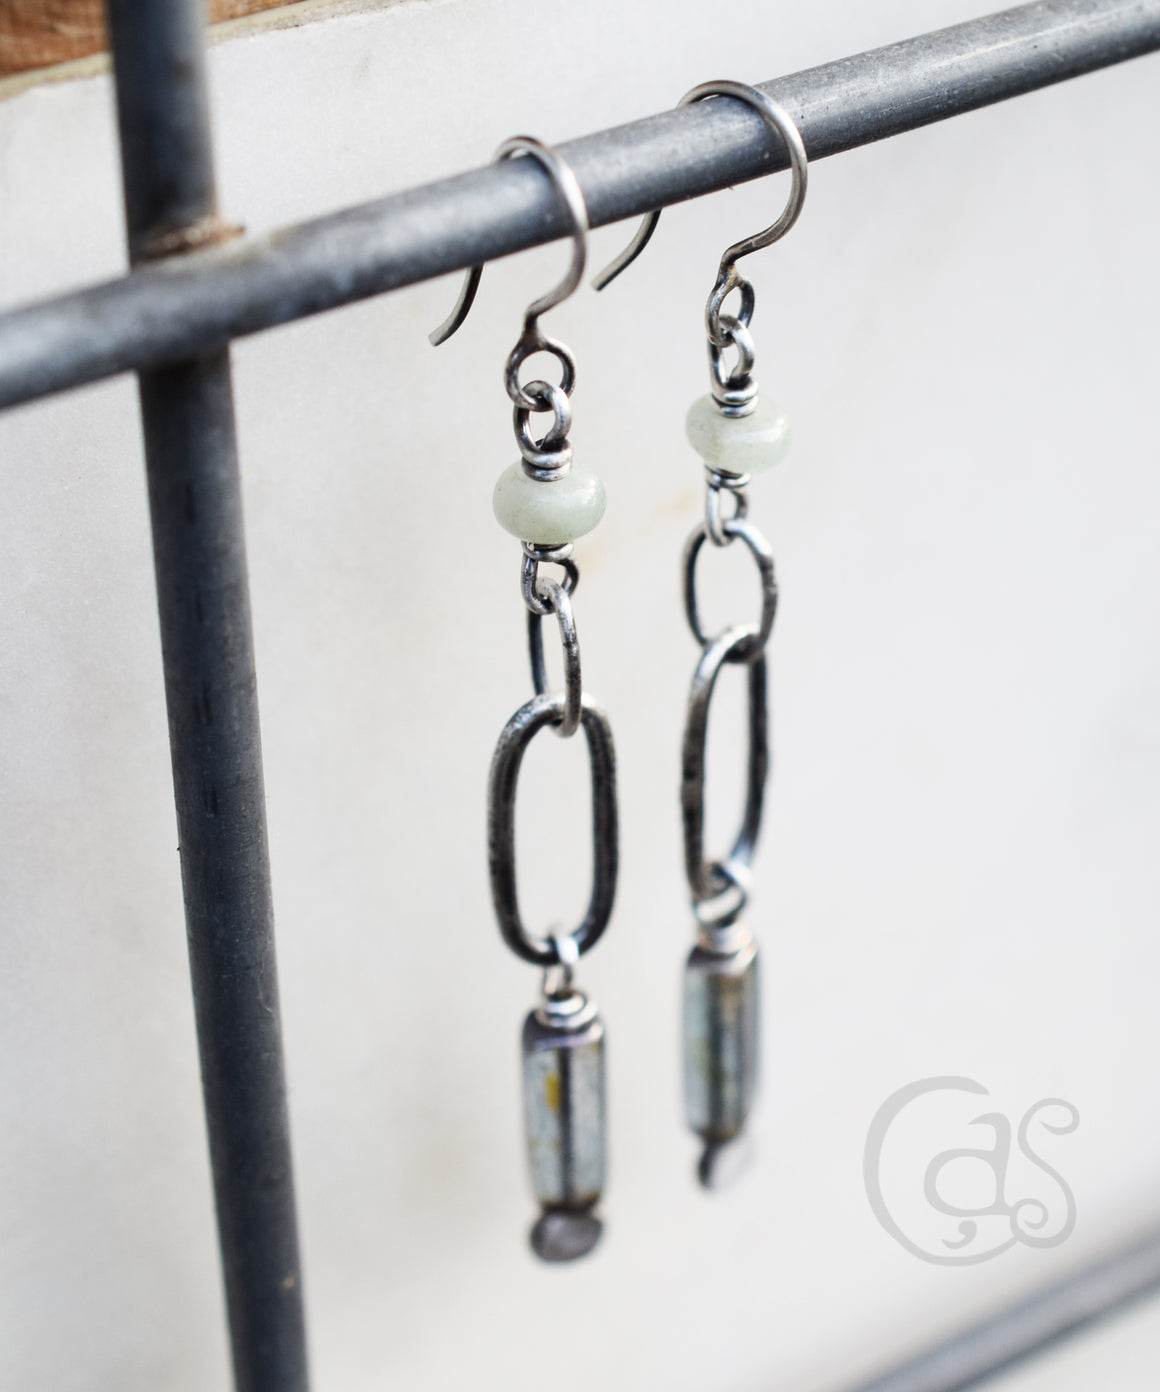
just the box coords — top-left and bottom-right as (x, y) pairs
(0, 0), (296, 77)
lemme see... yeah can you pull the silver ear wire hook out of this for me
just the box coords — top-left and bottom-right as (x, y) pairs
(429, 135), (589, 346)
(592, 81), (808, 293)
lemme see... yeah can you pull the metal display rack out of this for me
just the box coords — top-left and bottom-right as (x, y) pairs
(3, 3), (1158, 1390)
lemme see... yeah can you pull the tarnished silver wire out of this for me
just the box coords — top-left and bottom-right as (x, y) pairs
(703, 473), (751, 548)
(706, 277), (756, 344)
(518, 378), (572, 429)
(430, 136), (589, 347)
(430, 137), (589, 483)
(505, 336), (577, 411)
(708, 313), (758, 415)
(684, 518), (777, 656)
(513, 379), (573, 477)
(527, 579), (582, 739)
(542, 931), (580, 999)
(693, 858), (753, 934)
(521, 542), (579, 617)
(488, 692), (619, 968)
(592, 82), (808, 296)
(681, 625), (769, 921)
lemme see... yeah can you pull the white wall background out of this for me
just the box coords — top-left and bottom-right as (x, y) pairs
(1, 1), (1158, 1388)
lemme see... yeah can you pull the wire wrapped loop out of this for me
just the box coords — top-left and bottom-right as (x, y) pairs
(514, 379), (574, 477)
(522, 543), (578, 616)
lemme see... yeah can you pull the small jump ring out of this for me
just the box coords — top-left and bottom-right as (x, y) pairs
(514, 379), (573, 475)
(708, 314), (757, 388)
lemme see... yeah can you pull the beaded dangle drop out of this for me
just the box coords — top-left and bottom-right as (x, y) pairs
(431, 136), (618, 1261)
(595, 81), (807, 1184)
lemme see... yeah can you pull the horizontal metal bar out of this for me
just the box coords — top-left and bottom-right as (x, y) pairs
(1, 0), (1158, 410)
(844, 1227), (1160, 1392)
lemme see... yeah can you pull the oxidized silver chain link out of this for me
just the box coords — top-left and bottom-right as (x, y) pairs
(680, 508), (777, 938)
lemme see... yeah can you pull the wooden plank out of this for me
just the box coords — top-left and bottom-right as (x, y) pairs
(0, 0), (297, 78)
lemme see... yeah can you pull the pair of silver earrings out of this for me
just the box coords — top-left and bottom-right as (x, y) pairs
(431, 83), (808, 1262)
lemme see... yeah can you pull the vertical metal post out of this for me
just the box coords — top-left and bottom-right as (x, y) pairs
(103, 4), (310, 1390)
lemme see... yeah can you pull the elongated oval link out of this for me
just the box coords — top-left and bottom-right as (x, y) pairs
(681, 624), (768, 910)
(489, 692), (618, 967)
(684, 518), (777, 659)
(527, 579), (582, 738)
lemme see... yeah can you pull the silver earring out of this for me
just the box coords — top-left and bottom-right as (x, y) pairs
(433, 137), (617, 1261)
(597, 81), (807, 1186)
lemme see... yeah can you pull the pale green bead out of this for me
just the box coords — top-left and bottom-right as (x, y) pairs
(685, 394), (791, 476)
(493, 462), (606, 544)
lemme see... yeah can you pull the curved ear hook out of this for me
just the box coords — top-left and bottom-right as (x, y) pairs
(592, 81), (807, 293)
(429, 135), (589, 347)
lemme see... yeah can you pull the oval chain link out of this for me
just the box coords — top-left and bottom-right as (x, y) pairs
(527, 578), (582, 739)
(684, 518), (777, 656)
(488, 692), (618, 967)
(681, 624), (769, 928)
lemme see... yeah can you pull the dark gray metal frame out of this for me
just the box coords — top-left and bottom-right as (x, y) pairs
(6, 1), (1157, 1390)
(103, 5), (308, 1392)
